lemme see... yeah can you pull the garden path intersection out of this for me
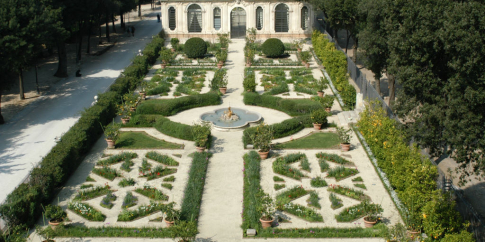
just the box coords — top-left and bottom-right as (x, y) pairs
(26, 39), (400, 242)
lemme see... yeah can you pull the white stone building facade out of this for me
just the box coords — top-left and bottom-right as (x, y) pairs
(160, 0), (314, 40)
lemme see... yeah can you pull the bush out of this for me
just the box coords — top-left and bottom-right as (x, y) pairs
(154, 117), (193, 141)
(137, 92), (220, 116)
(243, 92), (321, 116)
(243, 69), (257, 92)
(242, 151), (263, 234)
(184, 37), (207, 58)
(262, 38), (285, 58)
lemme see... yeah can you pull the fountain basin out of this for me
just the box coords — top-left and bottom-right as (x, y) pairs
(200, 107), (262, 130)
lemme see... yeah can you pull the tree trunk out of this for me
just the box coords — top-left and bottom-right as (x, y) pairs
(87, 20), (92, 54)
(0, 88), (4, 124)
(388, 72), (396, 105)
(345, 30), (349, 54)
(120, 12), (125, 30)
(112, 14), (116, 33)
(77, 26), (83, 62)
(19, 68), (25, 100)
(106, 15), (110, 42)
(54, 41), (68, 77)
(138, 3), (141, 17)
(352, 38), (358, 63)
(333, 29), (339, 45)
(98, 15), (102, 40)
(375, 76), (381, 97)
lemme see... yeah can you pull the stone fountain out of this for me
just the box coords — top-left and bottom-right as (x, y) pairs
(200, 106), (261, 131)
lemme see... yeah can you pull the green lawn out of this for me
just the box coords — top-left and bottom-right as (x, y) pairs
(274, 132), (340, 149)
(116, 132), (183, 149)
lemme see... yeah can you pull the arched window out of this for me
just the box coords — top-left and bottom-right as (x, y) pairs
(275, 4), (289, 32)
(188, 4), (202, 32)
(214, 7), (221, 30)
(256, 7), (263, 30)
(301, 6), (309, 30)
(168, 7), (176, 30)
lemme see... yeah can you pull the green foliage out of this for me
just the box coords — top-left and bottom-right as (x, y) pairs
(191, 122), (212, 148)
(159, 47), (173, 64)
(169, 220), (197, 242)
(244, 92), (321, 116)
(316, 152), (353, 165)
(318, 159), (330, 172)
(118, 202), (167, 222)
(103, 121), (121, 141)
(336, 127), (352, 144)
(276, 186), (308, 206)
(97, 152), (137, 166)
(163, 176), (175, 182)
(44, 205), (67, 222)
(300, 51), (312, 63)
(352, 176), (363, 182)
(74, 186), (111, 201)
(242, 151), (263, 233)
(135, 185), (168, 201)
(280, 203), (323, 222)
(100, 191), (116, 209)
(80, 184), (93, 189)
(249, 122), (274, 152)
(440, 228), (476, 242)
(146, 151), (179, 166)
(310, 176), (327, 187)
(257, 224), (387, 238)
(272, 153), (307, 180)
(354, 183), (366, 189)
(53, 225), (173, 238)
(170, 38), (179, 49)
(311, 109), (329, 124)
(161, 183), (173, 190)
(329, 193), (343, 209)
(327, 166), (359, 181)
(184, 37), (207, 58)
(142, 166), (177, 181)
(120, 157), (134, 172)
(118, 178), (136, 187)
(274, 184), (285, 191)
(136, 92), (221, 116)
(300, 157), (311, 172)
(261, 38), (285, 57)
(180, 152), (212, 222)
(243, 69), (257, 92)
(68, 202), (105, 221)
(307, 191), (321, 209)
(210, 68), (228, 90)
(274, 132), (340, 149)
(92, 167), (121, 181)
(312, 31), (356, 108)
(273, 176), (285, 182)
(121, 192), (138, 209)
(335, 202), (380, 222)
(328, 185), (369, 201)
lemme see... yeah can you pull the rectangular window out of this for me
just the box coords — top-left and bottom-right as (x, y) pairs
(214, 8), (221, 30)
(169, 7), (176, 30)
(256, 7), (263, 30)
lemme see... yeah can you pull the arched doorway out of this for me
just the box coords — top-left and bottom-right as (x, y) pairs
(231, 7), (246, 38)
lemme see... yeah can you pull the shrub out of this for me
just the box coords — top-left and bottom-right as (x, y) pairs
(184, 37), (207, 58)
(262, 38), (285, 57)
(311, 109), (329, 125)
(136, 92), (221, 116)
(242, 151), (263, 234)
(243, 69), (257, 92)
(243, 92), (321, 116)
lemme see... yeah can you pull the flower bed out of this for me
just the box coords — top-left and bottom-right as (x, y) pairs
(92, 167), (121, 181)
(329, 193), (343, 209)
(327, 185), (369, 201)
(74, 186), (111, 201)
(122, 192), (138, 208)
(307, 191), (321, 209)
(118, 202), (167, 222)
(68, 202), (106, 221)
(134, 186), (168, 201)
(145, 151), (179, 166)
(97, 152), (138, 166)
(276, 186), (308, 206)
(272, 153), (308, 180)
(319, 159), (330, 172)
(274, 184), (286, 191)
(242, 151), (263, 233)
(120, 158), (134, 172)
(163, 176), (175, 182)
(161, 183), (173, 190)
(140, 166), (177, 181)
(118, 178), (136, 187)
(326, 166), (359, 181)
(335, 202), (381, 222)
(281, 203), (323, 222)
(310, 176), (327, 187)
(100, 192), (116, 209)
(316, 153), (353, 165)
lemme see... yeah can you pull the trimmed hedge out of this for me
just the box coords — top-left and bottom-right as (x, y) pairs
(0, 33), (165, 229)
(312, 31), (356, 109)
(242, 151), (263, 234)
(184, 37), (207, 58)
(180, 152), (212, 222)
(243, 116), (313, 148)
(243, 92), (321, 116)
(262, 38), (285, 57)
(136, 92), (221, 116)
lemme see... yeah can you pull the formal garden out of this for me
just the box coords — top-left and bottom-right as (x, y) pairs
(0, 28), (475, 242)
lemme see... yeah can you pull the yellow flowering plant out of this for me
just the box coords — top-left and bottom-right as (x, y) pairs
(250, 122), (274, 152)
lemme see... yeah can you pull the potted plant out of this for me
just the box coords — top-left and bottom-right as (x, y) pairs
(44, 205), (67, 226)
(406, 211), (423, 239)
(163, 203), (180, 228)
(123, 92), (140, 112)
(300, 51), (312, 68)
(245, 47), (255, 67)
(293, 39), (303, 52)
(170, 38), (179, 52)
(218, 33), (229, 49)
(362, 201), (383, 228)
(246, 27), (257, 44)
(117, 103), (133, 124)
(320, 95), (335, 112)
(384, 223), (410, 242)
(316, 77), (328, 97)
(215, 50), (227, 69)
(311, 109), (329, 130)
(336, 127), (352, 151)
(159, 47), (172, 68)
(139, 81), (148, 100)
(250, 122), (274, 159)
(102, 121), (121, 149)
(36, 225), (56, 242)
(169, 220), (197, 242)
(258, 192), (275, 229)
(219, 73), (228, 94)
(191, 122), (211, 152)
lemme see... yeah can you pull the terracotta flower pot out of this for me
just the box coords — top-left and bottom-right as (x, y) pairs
(407, 230), (421, 239)
(313, 123), (322, 130)
(106, 139), (115, 149)
(258, 150), (269, 160)
(246, 63), (252, 67)
(161, 63), (167, 69)
(305, 62), (310, 68)
(325, 107), (331, 113)
(363, 217), (377, 228)
(196, 146), (205, 153)
(341, 143), (351, 152)
(219, 87), (227, 94)
(260, 217), (274, 229)
(130, 107), (136, 112)
(297, 48), (301, 52)
(165, 219), (175, 228)
(171, 48), (175, 52)
(121, 118), (130, 124)
(48, 219), (62, 226)
(317, 91), (324, 97)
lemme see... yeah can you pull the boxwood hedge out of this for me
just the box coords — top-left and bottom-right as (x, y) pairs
(136, 92), (221, 116)
(243, 92), (321, 116)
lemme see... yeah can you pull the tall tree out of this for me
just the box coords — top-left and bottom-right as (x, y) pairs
(0, 0), (64, 98)
(391, 0), (485, 183)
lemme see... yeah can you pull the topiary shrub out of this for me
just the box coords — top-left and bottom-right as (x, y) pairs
(261, 38), (285, 58)
(184, 37), (207, 58)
